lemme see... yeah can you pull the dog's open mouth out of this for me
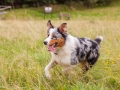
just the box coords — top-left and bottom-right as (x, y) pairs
(48, 43), (58, 52)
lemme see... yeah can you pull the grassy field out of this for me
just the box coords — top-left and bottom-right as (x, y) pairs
(4, 2), (120, 21)
(0, 5), (120, 90)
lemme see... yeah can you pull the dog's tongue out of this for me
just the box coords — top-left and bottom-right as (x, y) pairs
(48, 44), (55, 52)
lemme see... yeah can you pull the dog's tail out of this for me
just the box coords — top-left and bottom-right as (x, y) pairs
(94, 36), (103, 44)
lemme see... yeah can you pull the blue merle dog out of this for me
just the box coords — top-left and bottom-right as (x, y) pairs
(43, 20), (103, 79)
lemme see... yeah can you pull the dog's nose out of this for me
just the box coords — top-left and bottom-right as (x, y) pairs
(43, 41), (47, 45)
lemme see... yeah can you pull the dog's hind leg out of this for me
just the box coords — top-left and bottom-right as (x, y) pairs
(80, 60), (90, 73)
(45, 60), (57, 79)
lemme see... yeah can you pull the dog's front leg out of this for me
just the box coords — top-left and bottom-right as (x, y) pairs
(45, 61), (57, 79)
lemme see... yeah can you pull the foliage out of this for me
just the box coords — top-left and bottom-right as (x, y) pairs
(0, 0), (115, 8)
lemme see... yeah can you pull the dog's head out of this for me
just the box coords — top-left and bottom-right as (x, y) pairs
(43, 20), (68, 53)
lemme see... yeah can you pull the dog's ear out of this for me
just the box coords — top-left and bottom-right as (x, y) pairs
(59, 23), (67, 34)
(47, 20), (54, 29)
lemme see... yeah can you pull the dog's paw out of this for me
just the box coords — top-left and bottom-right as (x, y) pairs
(45, 74), (51, 80)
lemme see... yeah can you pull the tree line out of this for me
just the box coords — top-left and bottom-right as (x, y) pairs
(0, 0), (113, 8)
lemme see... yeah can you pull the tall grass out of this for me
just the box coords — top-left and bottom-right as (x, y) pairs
(0, 7), (120, 90)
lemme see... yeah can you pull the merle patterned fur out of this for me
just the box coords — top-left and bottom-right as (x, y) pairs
(70, 37), (100, 68)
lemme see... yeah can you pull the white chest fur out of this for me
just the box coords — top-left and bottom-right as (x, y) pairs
(51, 35), (78, 66)
(51, 50), (71, 66)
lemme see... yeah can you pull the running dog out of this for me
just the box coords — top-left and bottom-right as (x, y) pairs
(43, 20), (103, 79)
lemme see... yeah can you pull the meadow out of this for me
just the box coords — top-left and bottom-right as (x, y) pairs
(0, 5), (120, 90)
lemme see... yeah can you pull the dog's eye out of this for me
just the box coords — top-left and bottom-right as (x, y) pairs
(51, 36), (57, 39)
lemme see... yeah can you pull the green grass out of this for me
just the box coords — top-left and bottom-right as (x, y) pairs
(0, 5), (120, 90)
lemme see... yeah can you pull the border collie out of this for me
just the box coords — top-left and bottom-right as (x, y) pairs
(43, 20), (103, 79)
